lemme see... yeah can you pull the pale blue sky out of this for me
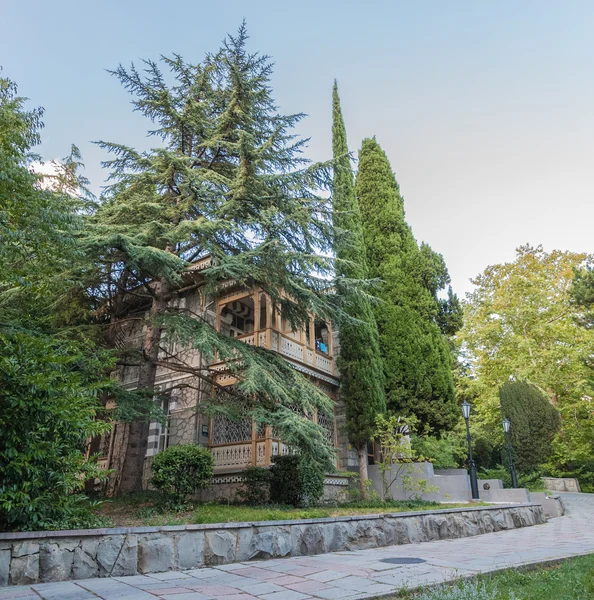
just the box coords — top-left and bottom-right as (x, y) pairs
(3, 1), (594, 296)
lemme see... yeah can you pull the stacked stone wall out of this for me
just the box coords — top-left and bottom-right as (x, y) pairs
(0, 504), (544, 586)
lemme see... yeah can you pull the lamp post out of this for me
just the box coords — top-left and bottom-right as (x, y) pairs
(461, 401), (480, 500)
(502, 418), (519, 488)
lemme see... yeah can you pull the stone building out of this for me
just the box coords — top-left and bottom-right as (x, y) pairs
(95, 256), (352, 499)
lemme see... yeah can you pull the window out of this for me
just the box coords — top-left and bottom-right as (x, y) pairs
(158, 397), (170, 452)
(220, 300), (255, 337)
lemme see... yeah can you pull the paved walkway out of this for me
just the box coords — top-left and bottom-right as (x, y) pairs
(2, 493), (593, 600)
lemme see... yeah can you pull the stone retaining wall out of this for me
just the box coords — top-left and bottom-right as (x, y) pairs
(542, 477), (581, 493)
(0, 504), (545, 586)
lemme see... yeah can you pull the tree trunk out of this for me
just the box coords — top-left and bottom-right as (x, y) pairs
(357, 444), (369, 500)
(116, 281), (169, 494)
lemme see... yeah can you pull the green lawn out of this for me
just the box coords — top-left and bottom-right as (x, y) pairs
(393, 554), (594, 599)
(94, 493), (485, 528)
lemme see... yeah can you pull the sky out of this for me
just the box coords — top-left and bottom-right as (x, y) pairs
(3, 0), (594, 297)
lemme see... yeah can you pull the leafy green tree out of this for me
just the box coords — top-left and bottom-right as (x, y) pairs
(0, 76), (110, 530)
(460, 245), (594, 484)
(499, 381), (561, 473)
(355, 137), (460, 432)
(462, 245), (593, 399)
(85, 26), (339, 492)
(0, 332), (110, 531)
(331, 82), (386, 494)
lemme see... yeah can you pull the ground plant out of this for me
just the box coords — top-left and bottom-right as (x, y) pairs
(395, 554), (594, 600)
(413, 580), (503, 600)
(150, 444), (214, 510)
(93, 492), (473, 528)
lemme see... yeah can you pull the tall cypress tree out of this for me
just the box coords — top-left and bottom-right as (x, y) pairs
(332, 83), (385, 492)
(355, 137), (460, 433)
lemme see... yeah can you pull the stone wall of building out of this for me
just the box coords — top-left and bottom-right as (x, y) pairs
(0, 504), (544, 586)
(195, 474), (351, 504)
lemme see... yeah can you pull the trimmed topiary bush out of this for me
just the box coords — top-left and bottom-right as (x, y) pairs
(150, 444), (213, 509)
(499, 381), (561, 474)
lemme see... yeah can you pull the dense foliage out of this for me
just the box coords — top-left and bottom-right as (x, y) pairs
(331, 82), (385, 488)
(0, 76), (110, 530)
(269, 455), (325, 507)
(411, 433), (466, 470)
(237, 466), (272, 505)
(499, 381), (561, 473)
(355, 137), (461, 433)
(85, 25), (345, 491)
(459, 245), (594, 489)
(150, 444), (214, 508)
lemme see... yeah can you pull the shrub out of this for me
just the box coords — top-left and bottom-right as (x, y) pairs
(299, 457), (326, 506)
(237, 466), (271, 505)
(150, 444), (213, 509)
(479, 466), (546, 491)
(499, 381), (561, 473)
(269, 455), (325, 507)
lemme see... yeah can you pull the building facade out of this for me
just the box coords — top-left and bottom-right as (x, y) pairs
(96, 258), (353, 497)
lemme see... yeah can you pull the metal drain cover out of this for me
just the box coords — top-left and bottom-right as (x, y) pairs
(380, 557), (426, 565)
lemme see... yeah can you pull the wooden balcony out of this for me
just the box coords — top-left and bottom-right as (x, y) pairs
(211, 287), (335, 383)
(209, 437), (293, 471)
(238, 330), (333, 374)
(208, 287), (338, 472)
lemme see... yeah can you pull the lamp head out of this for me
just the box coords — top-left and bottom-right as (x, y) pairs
(461, 401), (471, 420)
(503, 417), (511, 434)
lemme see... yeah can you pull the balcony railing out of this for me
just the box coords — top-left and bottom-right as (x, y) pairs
(209, 438), (293, 470)
(229, 330), (334, 376)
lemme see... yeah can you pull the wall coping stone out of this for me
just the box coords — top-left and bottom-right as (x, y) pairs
(0, 503), (540, 541)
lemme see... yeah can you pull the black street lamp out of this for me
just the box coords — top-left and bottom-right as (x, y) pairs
(461, 401), (480, 500)
(502, 417), (519, 488)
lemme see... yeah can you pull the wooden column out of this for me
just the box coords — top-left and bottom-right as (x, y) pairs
(275, 303), (281, 337)
(265, 294), (272, 349)
(251, 421), (257, 466)
(215, 297), (221, 332)
(253, 291), (260, 347)
(327, 321), (334, 374)
(265, 425), (272, 466)
(300, 322), (307, 363)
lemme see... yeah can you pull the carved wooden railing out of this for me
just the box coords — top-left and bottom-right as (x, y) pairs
(209, 439), (291, 469)
(228, 330), (334, 376)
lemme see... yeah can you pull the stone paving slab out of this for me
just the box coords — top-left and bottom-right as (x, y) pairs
(1, 493), (592, 600)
